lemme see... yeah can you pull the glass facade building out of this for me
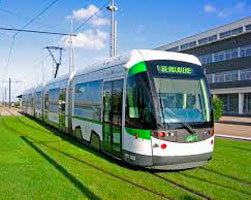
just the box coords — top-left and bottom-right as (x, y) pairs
(156, 17), (251, 116)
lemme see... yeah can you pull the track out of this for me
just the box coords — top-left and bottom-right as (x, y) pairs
(199, 167), (251, 186)
(151, 173), (213, 200)
(1, 108), (174, 200)
(4, 107), (250, 200)
(177, 171), (251, 197)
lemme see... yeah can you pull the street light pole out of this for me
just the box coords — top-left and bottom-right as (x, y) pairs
(107, 0), (117, 57)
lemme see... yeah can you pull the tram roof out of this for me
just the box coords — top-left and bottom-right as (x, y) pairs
(44, 74), (70, 86)
(23, 87), (35, 95)
(22, 49), (201, 95)
(75, 49), (201, 76)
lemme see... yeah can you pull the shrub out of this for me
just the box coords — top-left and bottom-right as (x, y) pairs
(213, 98), (223, 121)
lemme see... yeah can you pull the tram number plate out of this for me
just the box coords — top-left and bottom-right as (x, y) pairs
(184, 135), (199, 142)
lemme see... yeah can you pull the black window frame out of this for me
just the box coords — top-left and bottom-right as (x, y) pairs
(125, 72), (157, 130)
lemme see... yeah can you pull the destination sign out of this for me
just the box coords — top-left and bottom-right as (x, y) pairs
(157, 65), (192, 75)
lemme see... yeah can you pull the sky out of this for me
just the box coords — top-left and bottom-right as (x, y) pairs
(0, 0), (251, 100)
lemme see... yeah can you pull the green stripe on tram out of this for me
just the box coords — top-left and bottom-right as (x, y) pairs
(128, 62), (147, 77)
(125, 127), (151, 140)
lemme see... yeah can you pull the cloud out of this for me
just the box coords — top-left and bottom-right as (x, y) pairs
(91, 17), (109, 26)
(217, 10), (229, 18)
(204, 4), (217, 13)
(62, 29), (108, 50)
(71, 5), (98, 20)
(204, 2), (247, 18)
(69, 4), (109, 26)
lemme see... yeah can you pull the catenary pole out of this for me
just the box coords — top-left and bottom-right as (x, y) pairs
(9, 78), (11, 109)
(4, 87), (6, 107)
(69, 18), (74, 73)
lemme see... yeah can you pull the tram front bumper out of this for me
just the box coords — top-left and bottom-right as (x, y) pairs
(123, 151), (212, 170)
(151, 152), (212, 170)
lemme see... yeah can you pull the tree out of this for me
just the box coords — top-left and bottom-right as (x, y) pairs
(213, 98), (223, 121)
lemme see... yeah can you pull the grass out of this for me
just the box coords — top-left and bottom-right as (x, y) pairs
(0, 114), (251, 200)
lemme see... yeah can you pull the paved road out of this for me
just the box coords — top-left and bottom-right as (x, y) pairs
(219, 116), (251, 123)
(215, 123), (251, 139)
(0, 107), (22, 116)
(215, 116), (251, 139)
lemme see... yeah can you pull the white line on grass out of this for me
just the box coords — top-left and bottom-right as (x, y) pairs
(216, 134), (251, 141)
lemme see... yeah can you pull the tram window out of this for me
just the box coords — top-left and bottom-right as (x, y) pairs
(75, 81), (102, 105)
(126, 72), (156, 129)
(112, 80), (124, 126)
(35, 91), (42, 109)
(49, 88), (60, 113)
(154, 78), (210, 123)
(28, 94), (33, 107)
(44, 92), (49, 110)
(74, 80), (102, 121)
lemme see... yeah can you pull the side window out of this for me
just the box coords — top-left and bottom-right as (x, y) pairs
(74, 80), (102, 122)
(49, 88), (60, 113)
(112, 80), (124, 126)
(59, 88), (66, 112)
(44, 92), (49, 110)
(102, 79), (123, 125)
(103, 81), (112, 123)
(28, 94), (33, 107)
(126, 72), (156, 129)
(35, 92), (42, 109)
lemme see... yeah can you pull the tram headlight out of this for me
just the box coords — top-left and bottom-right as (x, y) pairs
(167, 132), (175, 137)
(151, 131), (176, 139)
(208, 129), (214, 135)
(153, 132), (159, 137)
(159, 132), (165, 137)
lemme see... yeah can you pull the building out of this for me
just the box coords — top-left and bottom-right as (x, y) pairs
(156, 17), (251, 116)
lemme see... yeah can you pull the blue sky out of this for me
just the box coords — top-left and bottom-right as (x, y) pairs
(0, 0), (251, 100)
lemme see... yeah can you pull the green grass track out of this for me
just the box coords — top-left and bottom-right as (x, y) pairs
(0, 115), (250, 200)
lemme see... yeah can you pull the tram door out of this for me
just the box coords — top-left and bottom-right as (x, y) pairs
(59, 88), (66, 132)
(102, 79), (124, 157)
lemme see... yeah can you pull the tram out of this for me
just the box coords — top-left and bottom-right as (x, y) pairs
(22, 50), (214, 169)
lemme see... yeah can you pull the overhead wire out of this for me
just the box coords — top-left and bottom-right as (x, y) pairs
(13, 0), (60, 37)
(0, 27), (76, 36)
(74, 0), (110, 32)
(2, 0), (112, 98)
(62, 0), (110, 44)
(0, 8), (56, 30)
(1, 0), (61, 100)
(56, 0), (111, 78)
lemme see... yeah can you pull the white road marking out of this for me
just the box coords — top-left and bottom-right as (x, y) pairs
(216, 134), (251, 141)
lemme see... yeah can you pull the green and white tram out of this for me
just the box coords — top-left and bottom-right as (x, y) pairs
(22, 50), (214, 170)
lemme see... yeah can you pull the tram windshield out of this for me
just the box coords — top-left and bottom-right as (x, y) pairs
(154, 78), (210, 123)
(145, 60), (211, 125)
(126, 60), (212, 129)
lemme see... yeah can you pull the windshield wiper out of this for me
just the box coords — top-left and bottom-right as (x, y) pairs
(178, 122), (194, 135)
(159, 96), (195, 135)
